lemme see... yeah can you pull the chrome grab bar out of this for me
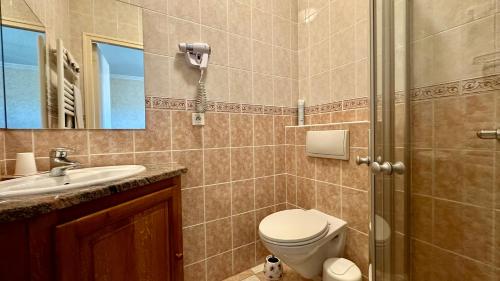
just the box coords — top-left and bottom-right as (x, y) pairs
(477, 129), (500, 139)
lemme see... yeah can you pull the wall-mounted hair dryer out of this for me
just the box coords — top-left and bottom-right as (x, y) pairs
(178, 43), (211, 70)
(178, 43), (211, 125)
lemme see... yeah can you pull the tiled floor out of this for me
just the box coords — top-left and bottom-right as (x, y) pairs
(224, 264), (314, 281)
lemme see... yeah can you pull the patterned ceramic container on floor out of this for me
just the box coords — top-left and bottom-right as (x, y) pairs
(263, 255), (283, 280)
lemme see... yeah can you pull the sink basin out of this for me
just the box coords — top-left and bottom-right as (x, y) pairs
(0, 165), (146, 198)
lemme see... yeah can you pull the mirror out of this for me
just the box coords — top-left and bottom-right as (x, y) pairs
(0, 0), (145, 129)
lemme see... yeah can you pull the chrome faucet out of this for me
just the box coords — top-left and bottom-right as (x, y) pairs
(49, 148), (80, 177)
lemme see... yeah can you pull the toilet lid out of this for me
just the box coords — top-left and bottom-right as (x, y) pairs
(259, 209), (329, 244)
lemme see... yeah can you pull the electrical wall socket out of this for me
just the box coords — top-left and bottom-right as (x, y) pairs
(192, 112), (205, 126)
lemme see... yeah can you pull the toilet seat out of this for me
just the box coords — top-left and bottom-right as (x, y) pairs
(259, 209), (329, 246)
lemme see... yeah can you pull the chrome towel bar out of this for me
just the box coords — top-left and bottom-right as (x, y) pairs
(477, 129), (500, 139)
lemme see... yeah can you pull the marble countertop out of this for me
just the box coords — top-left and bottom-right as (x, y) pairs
(0, 163), (187, 223)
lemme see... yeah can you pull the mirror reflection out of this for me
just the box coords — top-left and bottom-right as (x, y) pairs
(0, 0), (145, 129)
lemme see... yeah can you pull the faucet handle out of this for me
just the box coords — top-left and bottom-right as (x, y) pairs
(50, 147), (74, 158)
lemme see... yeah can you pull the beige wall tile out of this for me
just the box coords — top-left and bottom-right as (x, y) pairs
(286, 175), (297, 205)
(411, 149), (433, 195)
(89, 131), (133, 154)
(296, 177), (315, 209)
(411, 195), (432, 243)
(201, 0), (228, 30)
(167, 17), (200, 58)
(309, 71), (331, 105)
(184, 261), (206, 281)
(274, 77), (292, 107)
(229, 0), (251, 37)
(232, 244), (256, 274)
(254, 146), (274, 177)
(316, 182), (341, 217)
(172, 111), (203, 150)
(232, 212), (256, 247)
(205, 183), (232, 221)
(345, 228), (369, 276)
(89, 153), (134, 166)
(434, 199), (493, 263)
(173, 150), (204, 188)
(229, 69), (253, 104)
(142, 0), (168, 13)
(316, 158), (341, 184)
(434, 97), (464, 149)
(331, 0), (355, 31)
(273, 16), (291, 49)
(274, 145), (286, 174)
(273, 46), (292, 78)
(230, 114), (254, 147)
(296, 146), (315, 179)
(5, 131), (33, 159)
(255, 176), (275, 208)
(182, 187), (205, 226)
(275, 174), (286, 204)
(168, 57), (200, 99)
(253, 73), (274, 105)
(272, 0), (291, 19)
(232, 179), (255, 214)
(201, 27), (229, 66)
(342, 148), (369, 190)
(309, 6), (329, 44)
(134, 109), (171, 152)
(204, 148), (231, 185)
(252, 0), (271, 11)
(144, 53), (169, 97)
(33, 130), (88, 157)
(206, 218), (232, 256)
(205, 64), (230, 102)
(310, 41), (330, 76)
(253, 40), (273, 75)
(207, 252), (233, 281)
(252, 8), (273, 42)
(354, 19), (369, 61)
(229, 35), (252, 70)
(331, 63), (355, 101)
(331, 27), (355, 68)
(143, 10), (168, 55)
(341, 187), (369, 233)
(355, 59), (369, 98)
(204, 113), (230, 148)
(134, 151), (171, 165)
(231, 147), (254, 181)
(183, 224), (206, 264)
(168, 0), (199, 22)
(254, 115), (274, 145)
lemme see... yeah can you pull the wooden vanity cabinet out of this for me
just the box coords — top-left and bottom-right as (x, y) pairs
(0, 176), (184, 281)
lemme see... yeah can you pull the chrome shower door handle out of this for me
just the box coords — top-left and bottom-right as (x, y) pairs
(371, 161), (405, 175)
(356, 155), (371, 166)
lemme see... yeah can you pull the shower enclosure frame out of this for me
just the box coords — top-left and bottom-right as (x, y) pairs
(369, 0), (411, 280)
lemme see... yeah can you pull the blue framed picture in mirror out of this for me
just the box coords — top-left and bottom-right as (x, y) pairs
(0, 0), (145, 129)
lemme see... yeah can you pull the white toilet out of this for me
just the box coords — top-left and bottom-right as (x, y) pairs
(258, 209), (347, 279)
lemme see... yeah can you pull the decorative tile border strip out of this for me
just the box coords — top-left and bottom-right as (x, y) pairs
(462, 74), (500, 94)
(145, 96), (369, 115)
(410, 74), (500, 101)
(343, 97), (369, 110)
(410, 81), (460, 101)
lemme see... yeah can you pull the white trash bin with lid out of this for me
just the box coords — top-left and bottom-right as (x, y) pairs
(323, 258), (362, 281)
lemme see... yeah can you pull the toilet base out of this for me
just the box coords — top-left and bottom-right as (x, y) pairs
(268, 233), (346, 279)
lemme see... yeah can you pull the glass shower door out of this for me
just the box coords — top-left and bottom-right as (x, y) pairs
(367, 0), (410, 280)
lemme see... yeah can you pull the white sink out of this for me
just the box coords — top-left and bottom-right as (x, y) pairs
(0, 165), (146, 198)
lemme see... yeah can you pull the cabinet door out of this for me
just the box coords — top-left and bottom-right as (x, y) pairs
(55, 188), (180, 281)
